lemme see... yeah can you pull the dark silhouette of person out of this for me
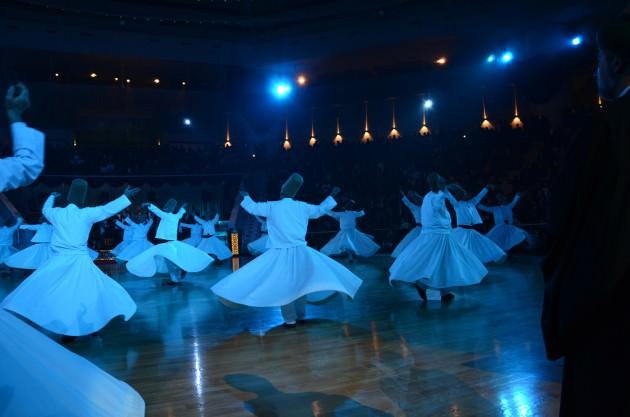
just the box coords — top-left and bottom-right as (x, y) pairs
(542, 13), (630, 417)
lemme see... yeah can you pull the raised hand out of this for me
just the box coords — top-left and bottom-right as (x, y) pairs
(330, 186), (341, 197)
(51, 192), (62, 199)
(124, 186), (140, 199)
(239, 190), (249, 197)
(5, 83), (31, 123)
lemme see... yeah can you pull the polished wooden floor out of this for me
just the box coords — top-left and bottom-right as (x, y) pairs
(0, 255), (561, 417)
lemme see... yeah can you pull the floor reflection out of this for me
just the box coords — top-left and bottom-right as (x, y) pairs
(224, 374), (394, 417)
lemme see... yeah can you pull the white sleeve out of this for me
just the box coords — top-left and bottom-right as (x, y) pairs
(84, 195), (131, 223)
(194, 215), (205, 225)
(307, 196), (338, 219)
(507, 194), (521, 209)
(147, 204), (167, 219)
(41, 194), (56, 222)
(0, 123), (45, 192)
(240, 196), (271, 217)
(477, 204), (493, 213)
(355, 210), (366, 218)
(470, 188), (489, 206)
(401, 196), (418, 211)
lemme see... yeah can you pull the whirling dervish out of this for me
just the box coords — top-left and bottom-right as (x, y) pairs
(0, 216), (23, 267)
(126, 198), (213, 283)
(111, 214), (132, 256)
(320, 201), (380, 260)
(194, 210), (233, 261)
(2, 179), (139, 338)
(247, 215), (269, 256)
(180, 212), (203, 246)
(389, 172), (488, 302)
(211, 173), (363, 327)
(391, 191), (423, 258)
(115, 211), (154, 262)
(478, 192), (528, 252)
(0, 82), (145, 417)
(447, 183), (506, 263)
(4, 218), (52, 270)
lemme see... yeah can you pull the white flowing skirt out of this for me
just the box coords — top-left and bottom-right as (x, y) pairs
(110, 239), (130, 256)
(116, 239), (154, 262)
(247, 234), (269, 256)
(197, 236), (233, 260)
(452, 227), (506, 263)
(183, 235), (202, 246)
(126, 240), (213, 277)
(4, 243), (53, 270)
(1, 252), (137, 336)
(486, 224), (528, 251)
(211, 245), (363, 307)
(0, 309), (145, 417)
(389, 231), (487, 289)
(0, 244), (18, 265)
(391, 226), (422, 258)
(320, 228), (380, 257)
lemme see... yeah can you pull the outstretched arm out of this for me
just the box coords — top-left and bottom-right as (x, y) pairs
(477, 204), (493, 213)
(114, 220), (131, 231)
(42, 193), (59, 222)
(84, 194), (132, 223)
(193, 215), (205, 225)
(240, 195), (271, 217)
(507, 193), (521, 209)
(401, 196), (419, 211)
(307, 196), (338, 219)
(470, 187), (489, 206)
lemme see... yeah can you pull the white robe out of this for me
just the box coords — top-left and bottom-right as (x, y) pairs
(2, 195), (137, 336)
(116, 219), (154, 262)
(321, 210), (380, 257)
(0, 218), (22, 265)
(126, 205), (212, 277)
(194, 214), (233, 260)
(450, 188), (506, 263)
(180, 222), (202, 246)
(247, 216), (269, 256)
(111, 218), (132, 256)
(392, 196), (423, 258)
(0, 121), (144, 417)
(389, 191), (487, 289)
(211, 196), (363, 307)
(4, 223), (53, 269)
(478, 195), (528, 251)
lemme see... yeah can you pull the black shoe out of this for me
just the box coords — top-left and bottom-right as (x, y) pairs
(180, 271), (187, 281)
(414, 285), (427, 301)
(296, 319), (307, 325)
(441, 293), (455, 303)
(61, 335), (78, 344)
(283, 322), (297, 329)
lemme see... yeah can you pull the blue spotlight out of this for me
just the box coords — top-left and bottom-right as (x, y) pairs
(271, 82), (292, 99)
(423, 99), (434, 110)
(486, 54), (496, 63)
(570, 35), (583, 47)
(183, 118), (191, 126)
(500, 51), (514, 63)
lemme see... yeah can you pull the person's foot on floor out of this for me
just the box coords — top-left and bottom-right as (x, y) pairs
(283, 322), (297, 329)
(441, 293), (455, 303)
(296, 319), (307, 325)
(414, 284), (427, 301)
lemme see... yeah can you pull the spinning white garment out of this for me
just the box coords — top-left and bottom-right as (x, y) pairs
(392, 195), (423, 258)
(180, 223), (202, 246)
(1, 195), (137, 336)
(452, 228), (506, 263)
(116, 219), (154, 262)
(0, 122), (44, 192)
(110, 219), (132, 256)
(485, 224), (528, 252)
(5, 223), (53, 269)
(0, 309), (145, 417)
(389, 191), (487, 289)
(0, 219), (22, 266)
(321, 210), (379, 257)
(478, 194), (528, 251)
(126, 240), (212, 277)
(194, 215), (232, 260)
(247, 234), (269, 256)
(212, 196), (363, 307)
(449, 187), (506, 263)
(247, 216), (269, 256)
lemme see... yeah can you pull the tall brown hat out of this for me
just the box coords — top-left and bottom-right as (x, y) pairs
(67, 178), (88, 207)
(163, 198), (177, 213)
(280, 173), (304, 198)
